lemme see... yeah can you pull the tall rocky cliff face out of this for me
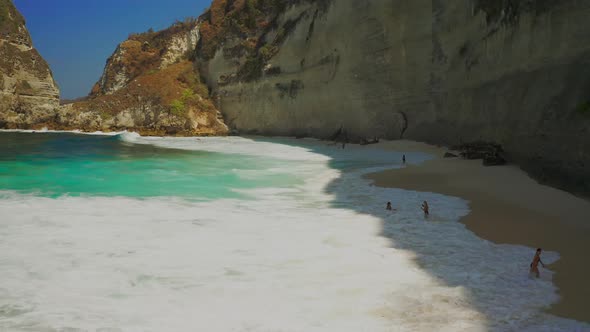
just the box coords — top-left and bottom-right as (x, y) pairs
(0, 0), (60, 128)
(65, 21), (228, 136)
(197, 0), (590, 194)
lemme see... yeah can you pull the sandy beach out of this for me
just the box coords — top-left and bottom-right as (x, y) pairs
(365, 141), (590, 323)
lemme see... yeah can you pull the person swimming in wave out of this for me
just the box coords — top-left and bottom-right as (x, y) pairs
(529, 248), (546, 278)
(421, 201), (429, 218)
(386, 202), (396, 211)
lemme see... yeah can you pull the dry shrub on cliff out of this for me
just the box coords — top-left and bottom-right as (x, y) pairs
(199, 0), (232, 59)
(117, 40), (161, 83)
(177, 66), (209, 97)
(198, 0), (316, 82)
(92, 19), (198, 97)
(77, 61), (213, 120)
(198, 21), (219, 59)
(128, 18), (197, 51)
(0, 0), (28, 44)
(198, 0), (289, 59)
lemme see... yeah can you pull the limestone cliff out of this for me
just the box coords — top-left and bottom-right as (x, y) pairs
(0, 0), (60, 128)
(64, 20), (228, 136)
(196, 0), (590, 194)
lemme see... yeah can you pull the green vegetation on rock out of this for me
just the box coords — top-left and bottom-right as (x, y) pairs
(169, 89), (197, 117)
(575, 101), (590, 115)
(169, 98), (186, 116)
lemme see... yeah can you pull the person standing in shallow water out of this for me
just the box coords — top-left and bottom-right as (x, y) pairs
(530, 248), (546, 278)
(421, 201), (429, 218)
(402, 154), (406, 164)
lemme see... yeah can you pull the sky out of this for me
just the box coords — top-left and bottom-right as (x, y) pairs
(14, 0), (212, 99)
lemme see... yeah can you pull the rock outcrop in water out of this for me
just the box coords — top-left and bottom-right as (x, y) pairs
(64, 20), (228, 136)
(193, 0), (590, 194)
(0, 0), (60, 128)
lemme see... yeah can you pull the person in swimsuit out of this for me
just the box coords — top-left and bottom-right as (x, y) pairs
(421, 201), (429, 218)
(530, 248), (546, 278)
(402, 155), (406, 164)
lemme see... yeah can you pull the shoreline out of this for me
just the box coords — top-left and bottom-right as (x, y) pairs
(365, 140), (590, 323)
(2, 132), (589, 328)
(4, 130), (590, 323)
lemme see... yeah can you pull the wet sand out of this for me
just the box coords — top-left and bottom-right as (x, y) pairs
(365, 141), (590, 323)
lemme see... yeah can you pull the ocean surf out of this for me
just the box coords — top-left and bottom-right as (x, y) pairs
(0, 132), (587, 331)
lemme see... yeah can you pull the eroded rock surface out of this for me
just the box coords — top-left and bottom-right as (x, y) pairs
(196, 0), (590, 193)
(0, 0), (60, 128)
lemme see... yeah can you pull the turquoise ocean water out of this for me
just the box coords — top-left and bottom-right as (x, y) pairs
(0, 132), (299, 199)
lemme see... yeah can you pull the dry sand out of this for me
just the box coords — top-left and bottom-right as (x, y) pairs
(365, 140), (590, 323)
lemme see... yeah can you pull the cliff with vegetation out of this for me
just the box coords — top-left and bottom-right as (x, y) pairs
(64, 20), (228, 136)
(195, 0), (590, 194)
(0, 0), (60, 128)
(2, 0), (589, 192)
(0, 0), (227, 136)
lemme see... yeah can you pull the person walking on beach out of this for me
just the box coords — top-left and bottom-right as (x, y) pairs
(529, 248), (546, 278)
(421, 201), (429, 218)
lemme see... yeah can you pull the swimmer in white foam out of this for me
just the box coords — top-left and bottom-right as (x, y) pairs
(529, 248), (546, 278)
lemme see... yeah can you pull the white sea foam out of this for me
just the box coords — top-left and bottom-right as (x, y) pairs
(0, 136), (588, 331)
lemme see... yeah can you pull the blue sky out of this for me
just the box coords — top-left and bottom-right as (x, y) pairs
(14, 0), (212, 99)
